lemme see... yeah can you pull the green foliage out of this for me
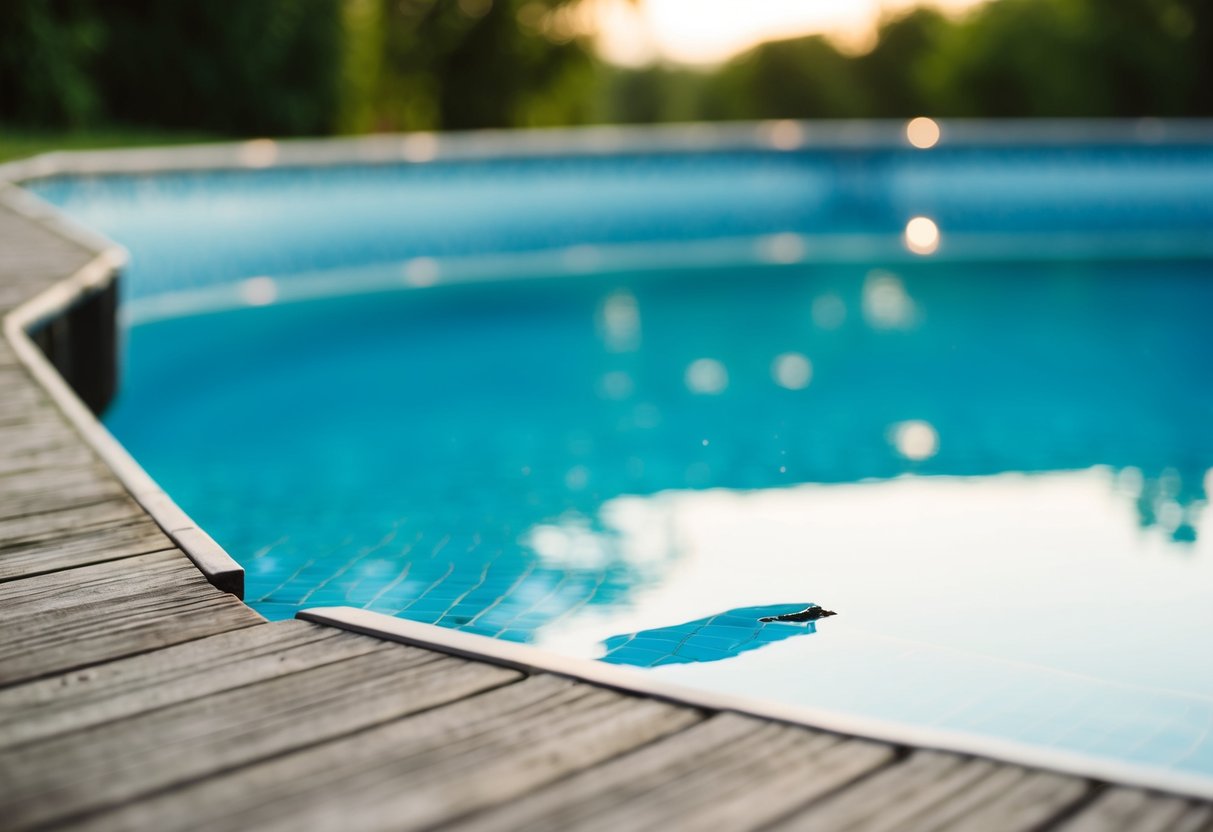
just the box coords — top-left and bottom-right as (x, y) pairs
(0, 1), (106, 128)
(1, 0), (344, 135)
(363, 0), (593, 131)
(853, 9), (949, 118)
(591, 65), (712, 124)
(1, 0), (1208, 142)
(597, 0), (1208, 121)
(703, 36), (871, 120)
(919, 0), (1202, 116)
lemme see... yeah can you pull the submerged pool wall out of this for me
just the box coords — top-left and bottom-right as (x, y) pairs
(11, 120), (1213, 318)
(29, 276), (120, 415)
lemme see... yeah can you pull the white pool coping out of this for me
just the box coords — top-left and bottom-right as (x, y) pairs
(301, 605), (1213, 801)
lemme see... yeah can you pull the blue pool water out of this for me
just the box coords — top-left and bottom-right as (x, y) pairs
(30, 133), (1213, 785)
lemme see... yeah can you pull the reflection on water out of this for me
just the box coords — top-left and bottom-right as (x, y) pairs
(1128, 467), (1208, 544)
(104, 257), (1213, 777)
(106, 259), (1213, 635)
(600, 604), (833, 667)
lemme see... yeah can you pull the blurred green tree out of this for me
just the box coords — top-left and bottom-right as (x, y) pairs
(1, 0), (1208, 137)
(591, 64), (712, 124)
(0, 1), (106, 128)
(358, 0), (594, 131)
(701, 35), (871, 120)
(920, 0), (1201, 116)
(1, 0), (344, 135)
(622, 0), (1206, 121)
(854, 8), (950, 118)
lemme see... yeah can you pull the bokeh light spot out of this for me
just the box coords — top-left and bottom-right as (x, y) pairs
(401, 132), (439, 163)
(402, 257), (440, 287)
(239, 139), (278, 168)
(862, 270), (916, 329)
(685, 358), (728, 395)
(598, 289), (642, 352)
(905, 216), (940, 255)
(906, 117), (941, 149)
(771, 352), (813, 389)
(240, 276), (278, 306)
(762, 119), (807, 150)
(891, 420), (939, 461)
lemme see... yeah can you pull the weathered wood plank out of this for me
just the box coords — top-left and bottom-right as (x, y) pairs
(0, 547), (200, 611)
(0, 517), (174, 582)
(1057, 787), (1213, 832)
(0, 646), (520, 830)
(0, 432), (95, 469)
(0, 462), (125, 521)
(449, 712), (893, 832)
(0, 408), (92, 442)
(767, 750), (983, 832)
(0, 382), (54, 418)
(0, 588), (259, 686)
(0, 495), (148, 547)
(0, 620), (388, 749)
(0, 441), (96, 478)
(0, 201), (96, 299)
(0, 393), (79, 426)
(929, 769), (1090, 832)
(71, 674), (700, 832)
(0, 550), (262, 685)
(767, 749), (1089, 832)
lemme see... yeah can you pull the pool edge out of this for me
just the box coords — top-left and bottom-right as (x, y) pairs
(300, 604), (1213, 803)
(7, 122), (1213, 801)
(0, 182), (245, 597)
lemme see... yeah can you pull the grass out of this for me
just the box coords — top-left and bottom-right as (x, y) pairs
(0, 128), (219, 163)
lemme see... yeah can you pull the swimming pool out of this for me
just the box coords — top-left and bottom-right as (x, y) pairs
(28, 124), (1213, 788)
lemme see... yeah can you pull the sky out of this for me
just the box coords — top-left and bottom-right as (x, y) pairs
(589, 0), (991, 66)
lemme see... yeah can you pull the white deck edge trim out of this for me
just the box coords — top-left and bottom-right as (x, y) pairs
(300, 605), (1213, 802)
(0, 185), (244, 597)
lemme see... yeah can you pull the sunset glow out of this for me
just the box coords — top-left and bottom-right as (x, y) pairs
(591, 0), (990, 66)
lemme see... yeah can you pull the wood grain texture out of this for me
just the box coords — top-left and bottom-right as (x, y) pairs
(0, 647), (519, 829)
(0, 199), (95, 301)
(0, 495), (153, 547)
(0, 462), (126, 523)
(0, 487), (174, 583)
(0, 434), (96, 477)
(0, 620), (386, 749)
(0, 515), (173, 582)
(1057, 787), (1213, 832)
(0, 550), (262, 686)
(448, 712), (894, 832)
(71, 674), (700, 832)
(768, 750), (1090, 832)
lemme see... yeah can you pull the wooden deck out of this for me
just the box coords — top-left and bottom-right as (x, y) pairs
(2, 190), (1212, 831)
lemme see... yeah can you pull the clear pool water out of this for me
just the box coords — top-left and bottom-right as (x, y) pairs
(31, 133), (1213, 785)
